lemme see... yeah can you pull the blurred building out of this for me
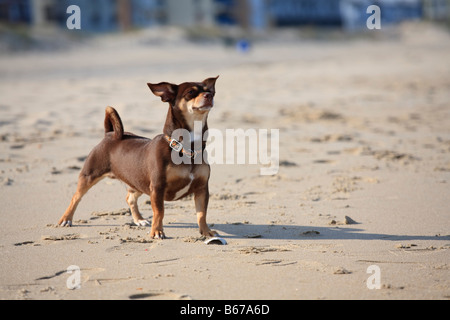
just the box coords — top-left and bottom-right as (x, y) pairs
(248, 0), (426, 29)
(269, 0), (343, 26)
(422, 0), (450, 21)
(166, 0), (215, 26)
(0, 0), (167, 31)
(0, 0), (32, 24)
(0, 0), (448, 32)
(56, 0), (166, 31)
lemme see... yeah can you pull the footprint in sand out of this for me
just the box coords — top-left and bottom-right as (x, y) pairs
(14, 240), (36, 246)
(41, 234), (81, 241)
(238, 246), (292, 254)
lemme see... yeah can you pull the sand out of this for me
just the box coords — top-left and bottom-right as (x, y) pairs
(0, 22), (449, 300)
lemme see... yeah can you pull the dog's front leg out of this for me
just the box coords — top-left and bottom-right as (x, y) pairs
(195, 186), (218, 237)
(126, 188), (150, 226)
(150, 187), (165, 239)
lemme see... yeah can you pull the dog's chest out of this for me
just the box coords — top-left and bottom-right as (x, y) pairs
(172, 173), (194, 200)
(165, 164), (209, 201)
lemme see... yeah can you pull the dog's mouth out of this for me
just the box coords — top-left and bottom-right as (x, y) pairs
(193, 103), (213, 111)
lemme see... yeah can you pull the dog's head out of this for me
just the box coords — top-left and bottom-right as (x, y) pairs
(148, 76), (219, 115)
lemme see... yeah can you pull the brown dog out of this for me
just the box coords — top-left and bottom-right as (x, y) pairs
(58, 77), (219, 239)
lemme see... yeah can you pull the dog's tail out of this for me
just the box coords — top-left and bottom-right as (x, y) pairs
(104, 107), (124, 140)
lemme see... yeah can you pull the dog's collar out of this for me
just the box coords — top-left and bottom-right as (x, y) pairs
(164, 135), (201, 160)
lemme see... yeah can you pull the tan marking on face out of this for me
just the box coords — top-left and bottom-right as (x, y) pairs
(179, 95), (211, 131)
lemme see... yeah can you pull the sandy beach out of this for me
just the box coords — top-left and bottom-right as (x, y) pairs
(0, 22), (449, 300)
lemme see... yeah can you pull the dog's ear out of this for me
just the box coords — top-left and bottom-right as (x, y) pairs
(147, 82), (178, 104)
(202, 76), (219, 94)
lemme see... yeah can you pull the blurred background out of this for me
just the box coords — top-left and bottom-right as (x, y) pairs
(0, 0), (449, 51)
(1, 1), (450, 302)
(0, 0), (448, 140)
(2, 0), (449, 29)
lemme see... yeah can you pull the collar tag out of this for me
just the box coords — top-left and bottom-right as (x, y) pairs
(166, 136), (199, 160)
(169, 138), (183, 152)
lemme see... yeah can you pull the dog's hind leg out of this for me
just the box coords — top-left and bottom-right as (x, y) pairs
(126, 188), (149, 226)
(58, 170), (107, 227)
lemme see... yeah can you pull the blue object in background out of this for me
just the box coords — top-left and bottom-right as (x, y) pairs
(236, 38), (251, 53)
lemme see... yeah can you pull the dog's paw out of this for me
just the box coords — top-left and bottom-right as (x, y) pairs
(135, 219), (151, 227)
(151, 230), (166, 240)
(200, 228), (219, 238)
(59, 220), (72, 227)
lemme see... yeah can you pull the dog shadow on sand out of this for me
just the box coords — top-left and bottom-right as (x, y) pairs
(166, 222), (449, 243)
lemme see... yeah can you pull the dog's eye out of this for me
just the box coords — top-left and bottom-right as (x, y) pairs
(185, 89), (197, 99)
